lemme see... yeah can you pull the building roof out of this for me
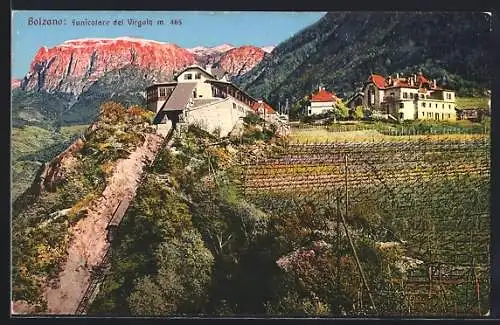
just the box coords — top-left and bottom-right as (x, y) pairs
(346, 91), (364, 104)
(174, 65), (215, 81)
(311, 89), (339, 102)
(211, 67), (227, 80)
(253, 100), (275, 114)
(146, 82), (177, 90)
(368, 72), (451, 91)
(160, 82), (197, 111)
(369, 74), (387, 89)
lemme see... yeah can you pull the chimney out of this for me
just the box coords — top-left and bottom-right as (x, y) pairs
(205, 64), (212, 74)
(396, 73), (400, 79)
(388, 75), (392, 85)
(433, 79), (437, 88)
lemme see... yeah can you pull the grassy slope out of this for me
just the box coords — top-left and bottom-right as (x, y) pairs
(455, 96), (489, 109)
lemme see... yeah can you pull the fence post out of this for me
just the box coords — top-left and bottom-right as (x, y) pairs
(341, 153), (377, 314)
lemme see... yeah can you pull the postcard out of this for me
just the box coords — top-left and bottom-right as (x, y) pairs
(11, 10), (492, 317)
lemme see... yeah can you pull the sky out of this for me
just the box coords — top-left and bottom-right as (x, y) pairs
(11, 11), (326, 79)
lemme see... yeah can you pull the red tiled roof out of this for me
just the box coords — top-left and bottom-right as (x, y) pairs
(253, 100), (275, 114)
(418, 74), (431, 85)
(369, 74), (387, 89)
(370, 73), (445, 90)
(311, 89), (339, 102)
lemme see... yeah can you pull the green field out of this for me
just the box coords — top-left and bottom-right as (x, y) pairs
(241, 137), (490, 316)
(290, 127), (487, 143)
(455, 96), (489, 109)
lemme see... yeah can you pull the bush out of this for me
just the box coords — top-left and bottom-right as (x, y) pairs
(353, 106), (364, 120)
(99, 102), (127, 124)
(243, 112), (264, 125)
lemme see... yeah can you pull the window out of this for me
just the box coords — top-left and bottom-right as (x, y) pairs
(435, 103), (438, 108)
(159, 87), (166, 97)
(420, 94), (424, 99)
(428, 112), (432, 118)
(422, 112), (424, 117)
(184, 73), (192, 80)
(403, 92), (408, 99)
(390, 92), (395, 97)
(233, 103), (236, 109)
(446, 93), (452, 100)
(195, 72), (201, 79)
(399, 103), (404, 108)
(422, 102), (426, 107)
(448, 114), (451, 118)
(449, 105), (451, 109)
(308, 109), (312, 115)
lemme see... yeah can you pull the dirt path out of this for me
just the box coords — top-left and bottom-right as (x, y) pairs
(39, 132), (164, 314)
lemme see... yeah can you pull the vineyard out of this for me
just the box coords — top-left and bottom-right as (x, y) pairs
(238, 135), (490, 316)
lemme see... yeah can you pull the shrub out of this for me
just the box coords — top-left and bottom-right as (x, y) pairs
(243, 112), (264, 125)
(99, 102), (127, 124)
(353, 106), (364, 120)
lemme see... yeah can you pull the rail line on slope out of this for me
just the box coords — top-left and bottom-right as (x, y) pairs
(74, 127), (175, 315)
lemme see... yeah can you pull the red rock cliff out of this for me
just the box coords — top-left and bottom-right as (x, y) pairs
(217, 46), (266, 77)
(21, 37), (196, 95)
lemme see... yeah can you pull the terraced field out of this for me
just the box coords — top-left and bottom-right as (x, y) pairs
(239, 135), (490, 316)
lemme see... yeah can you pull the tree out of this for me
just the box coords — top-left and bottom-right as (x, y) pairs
(98, 101), (127, 124)
(128, 274), (180, 316)
(290, 96), (310, 121)
(353, 106), (364, 120)
(128, 229), (214, 315)
(332, 100), (349, 123)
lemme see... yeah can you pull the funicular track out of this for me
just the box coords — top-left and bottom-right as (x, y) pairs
(74, 127), (175, 315)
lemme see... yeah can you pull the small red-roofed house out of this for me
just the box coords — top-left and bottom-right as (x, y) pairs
(307, 86), (341, 116)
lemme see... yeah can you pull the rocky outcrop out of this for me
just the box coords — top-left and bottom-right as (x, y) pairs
(30, 138), (85, 194)
(21, 37), (196, 96)
(217, 46), (267, 78)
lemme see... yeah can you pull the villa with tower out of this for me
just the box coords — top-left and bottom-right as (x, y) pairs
(348, 72), (457, 121)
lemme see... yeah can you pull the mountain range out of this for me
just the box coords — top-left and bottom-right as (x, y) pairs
(16, 37), (274, 96)
(236, 12), (492, 108)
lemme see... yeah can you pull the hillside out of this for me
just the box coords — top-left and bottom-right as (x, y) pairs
(11, 65), (158, 199)
(11, 102), (162, 313)
(236, 12), (492, 107)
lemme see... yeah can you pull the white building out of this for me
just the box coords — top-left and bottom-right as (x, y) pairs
(307, 87), (341, 116)
(146, 65), (282, 137)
